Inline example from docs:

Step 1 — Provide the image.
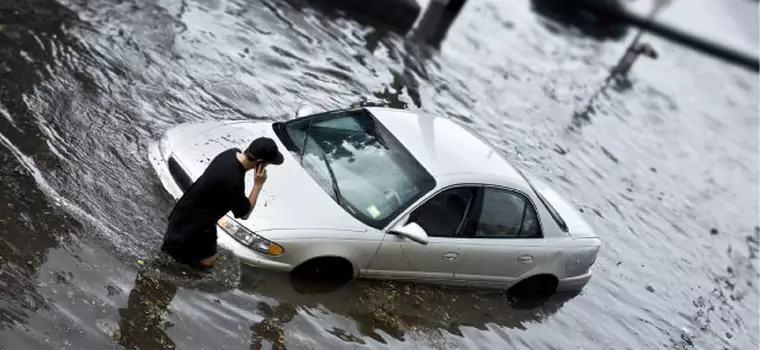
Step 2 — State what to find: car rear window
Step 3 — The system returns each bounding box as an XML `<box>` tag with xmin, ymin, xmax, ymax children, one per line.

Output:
<box><xmin>534</xmin><ymin>190</ymin><xmax>569</xmax><ymax>232</ymax></box>
<box><xmin>514</xmin><ymin>167</ymin><xmax>569</xmax><ymax>233</ymax></box>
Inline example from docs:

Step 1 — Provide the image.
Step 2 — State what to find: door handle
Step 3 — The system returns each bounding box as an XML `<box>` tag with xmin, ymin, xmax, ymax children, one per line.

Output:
<box><xmin>517</xmin><ymin>255</ymin><xmax>533</xmax><ymax>264</ymax></box>
<box><xmin>442</xmin><ymin>252</ymin><xmax>459</xmax><ymax>261</ymax></box>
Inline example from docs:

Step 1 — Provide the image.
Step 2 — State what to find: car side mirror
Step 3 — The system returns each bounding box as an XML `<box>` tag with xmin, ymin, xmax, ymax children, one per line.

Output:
<box><xmin>295</xmin><ymin>105</ymin><xmax>315</xmax><ymax>118</ymax></box>
<box><xmin>389</xmin><ymin>222</ymin><xmax>429</xmax><ymax>245</ymax></box>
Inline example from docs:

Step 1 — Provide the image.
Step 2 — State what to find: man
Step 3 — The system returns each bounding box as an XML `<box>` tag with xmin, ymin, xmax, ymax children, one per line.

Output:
<box><xmin>161</xmin><ymin>137</ymin><xmax>284</xmax><ymax>270</ymax></box>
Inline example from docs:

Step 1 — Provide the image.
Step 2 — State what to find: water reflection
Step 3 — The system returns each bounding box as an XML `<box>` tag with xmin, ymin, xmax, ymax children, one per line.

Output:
<box><xmin>0</xmin><ymin>148</ymin><xmax>80</xmax><ymax>330</ymax></box>
<box><xmin>249</xmin><ymin>300</ymin><xmax>295</xmax><ymax>349</ymax></box>
<box><xmin>116</xmin><ymin>267</ymin><xmax>178</xmax><ymax>349</ymax></box>
<box><xmin>363</xmin><ymin>28</ymin><xmax>390</xmax><ymax>55</ymax></box>
<box><xmin>0</xmin><ymin>0</ymin><xmax>93</xmax><ymax>335</ymax></box>
<box><xmin>372</xmin><ymin>60</ymin><xmax>426</xmax><ymax>110</ymax></box>
<box><xmin>0</xmin><ymin>0</ymin><xmax>83</xmax><ymax>168</ymax></box>
<box><xmin>108</xmin><ymin>255</ymin><xmax>579</xmax><ymax>349</ymax></box>
<box><xmin>568</xmin><ymin>39</ymin><xmax>657</xmax><ymax>131</ymax></box>
<box><xmin>282</xmin><ymin>0</ymin><xmax>413</xmax><ymax>34</ymax></box>
<box><xmin>113</xmin><ymin>252</ymin><xmax>241</xmax><ymax>349</ymax></box>
<box><xmin>362</xmin><ymin>28</ymin><xmax>429</xmax><ymax>109</ymax></box>
<box><xmin>240</xmin><ymin>266</ymin><xmax>578</xmax><ymax>346</ymax></box>
<box><xmin>530</xmin><ymin>0</ymin><xmax>629</xmax><ymax>41</ymax></box>
<box><xmin>0</xmin><ymin>0</ymin><xmax>757</xmax><ymax>348</ymax></box>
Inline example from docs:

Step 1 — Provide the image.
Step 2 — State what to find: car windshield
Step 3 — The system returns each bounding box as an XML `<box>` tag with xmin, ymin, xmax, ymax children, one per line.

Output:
<box><xmin>275</xmin><ymin>108</ymin><xmax>436</xmax><ymax>229</ymax></box>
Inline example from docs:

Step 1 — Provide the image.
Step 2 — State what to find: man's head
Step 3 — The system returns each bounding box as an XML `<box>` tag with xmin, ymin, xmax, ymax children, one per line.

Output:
<box><xmin>243</xmin><ymin>137</ymin><xmax>284</xmax><ymax>168</ymax></box>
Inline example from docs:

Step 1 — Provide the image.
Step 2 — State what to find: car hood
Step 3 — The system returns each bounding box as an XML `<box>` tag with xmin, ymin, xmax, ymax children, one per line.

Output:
<box><xmin>164</xmin><ymin>120</ymin><xmax>367</xmax><ymax>234</ymax></box>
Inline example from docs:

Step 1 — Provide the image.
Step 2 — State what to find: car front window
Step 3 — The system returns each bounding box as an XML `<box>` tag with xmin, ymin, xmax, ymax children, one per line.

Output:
<box><xmin>275</xmin><ymin>108</ymin><xmax>436</xmax><ymax>229</ymax></box>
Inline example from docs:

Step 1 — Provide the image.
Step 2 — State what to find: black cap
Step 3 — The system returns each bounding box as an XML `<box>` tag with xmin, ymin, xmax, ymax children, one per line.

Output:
<box><xmin>245</xmin><ymin>137</ymin><xmax>284</xmax><ymax>165</ymax></box>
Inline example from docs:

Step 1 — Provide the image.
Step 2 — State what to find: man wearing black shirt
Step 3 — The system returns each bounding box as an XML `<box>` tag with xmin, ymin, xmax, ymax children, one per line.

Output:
<box><xmin>161</xmin><ymin>137</ymin><xmax>284</xmax><ymax>270</ymax></box>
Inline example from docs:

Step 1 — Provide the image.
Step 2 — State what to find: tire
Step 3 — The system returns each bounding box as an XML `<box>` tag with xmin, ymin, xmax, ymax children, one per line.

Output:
<box><xmin>289</xmin><ymin>257</ymin><xmax>354</xmax><ymax>294</ymax></box>
<box><xmin>507</xmin><ymin>274</ymin><xmax>559</xmax><ymax>309</ymax></box>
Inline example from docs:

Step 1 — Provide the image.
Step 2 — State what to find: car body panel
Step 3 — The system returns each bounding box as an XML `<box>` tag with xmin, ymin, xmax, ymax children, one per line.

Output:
<box><xmin>364</xmin><ymin>232</ymin><xmax>466</xmax><ymax>283</ymax></box>
<box><xmin>148</xmin><ymin>107</ymin><xmax>601</xmax><ymax>292</ymax></box>
<box><xmin>259</xmin><ymin>232</ymin><xmax>386</xmax><ymax>276</ymax></box>
<box><xmin>363</xmin><ymin>108</ymin><xmax>529</xmax><ymax>185</ymax></box>
<box><xmin>451</xmin><ymin>239</ymin><xmax>550</xmax><ymax>287</ymax></box>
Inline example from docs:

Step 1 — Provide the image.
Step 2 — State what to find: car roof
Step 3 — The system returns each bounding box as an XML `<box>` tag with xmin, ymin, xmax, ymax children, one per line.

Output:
<box><xmin>364</xmin><ymin>107</ymin><xmax>530</xmax><ymax>189</ymax></box>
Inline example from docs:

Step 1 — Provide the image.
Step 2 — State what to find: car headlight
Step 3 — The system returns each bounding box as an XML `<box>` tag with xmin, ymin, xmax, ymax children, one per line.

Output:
<box><xmin>217</xmin><ymin>215</ymin><xmax>284</xmax><ymax>256</ymax></box>
<box><xmin>159</xmin><ymin>133</ymin><xmax>172</xmax><ymax>160</ymax></box>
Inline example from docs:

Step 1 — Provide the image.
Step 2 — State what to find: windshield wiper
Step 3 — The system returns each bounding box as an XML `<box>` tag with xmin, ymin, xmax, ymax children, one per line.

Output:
<box><xmin>318</xmin><ymin>152</ymin><xmax>342</xmax><ymax>206</ymax></box>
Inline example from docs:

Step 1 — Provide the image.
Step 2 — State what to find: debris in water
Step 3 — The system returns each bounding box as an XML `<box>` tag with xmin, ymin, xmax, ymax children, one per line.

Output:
<box><xmin>553</xmin><ymin>144</ymin><xmax>568</xmax><ymax>155</ymax></box>
<box><xmin>600</xmin><ymin>146</ymin><xmax>619</xmax><ymax>164</ymax></box>
<box><xmin>106</xmin><ymin>285</ymin><xmax>121</xmax><ymax>297</ymax></box>
<box><xmin>710</xmin><ymin>228</ymin><xmax>719</xmax><ymax>236</ymax></box>
<box><xmin>646</xmin><ymin>285</ymin><xmax>655</xmax><ymax>293</ymax></box>
<box><xmin>138</xmin><ymin>259</ymin><xmax>145</xmax><ymax>265</ymax></box>
<box><xmin>96</xmin><ymin>318</ymin><xmax>121</xmax><ymax>341</ymax></box>
<box><xmin>680</xmin><ymin>331</ymin><xmax>694</xmax><ymax>346</ymax></box>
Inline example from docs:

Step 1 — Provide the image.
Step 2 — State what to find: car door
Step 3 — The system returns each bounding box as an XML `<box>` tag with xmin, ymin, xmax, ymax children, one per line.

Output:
<box><xmin>451</xmin><ymin>186</ymin><xmax>548</xmax><ymax>288</ymax></box>
<box><xmin>364</xmin><ymin>186</ymin><xmax>478</xmax><ymax>283</ymax></box>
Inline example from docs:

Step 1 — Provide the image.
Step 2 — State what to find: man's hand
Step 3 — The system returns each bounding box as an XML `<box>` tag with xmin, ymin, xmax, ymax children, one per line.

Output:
<box><xmin>253</xmin><ymin>164</ymin><xmax>267</xmax><ymax>188</ymax></box>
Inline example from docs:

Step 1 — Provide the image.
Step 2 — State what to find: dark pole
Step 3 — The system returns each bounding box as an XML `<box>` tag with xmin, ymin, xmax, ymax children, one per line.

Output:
<box><xmin>411</xmin><ymin>0</ymin><xmax>468</xmax><ymax>48</ymax></box>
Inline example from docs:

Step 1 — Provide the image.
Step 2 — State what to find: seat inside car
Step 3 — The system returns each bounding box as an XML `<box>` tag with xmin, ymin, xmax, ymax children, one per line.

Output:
<box><xmin>410</xmin><ymin>190</ymin><xmax>472</xmax><ymax>237</ymax></box>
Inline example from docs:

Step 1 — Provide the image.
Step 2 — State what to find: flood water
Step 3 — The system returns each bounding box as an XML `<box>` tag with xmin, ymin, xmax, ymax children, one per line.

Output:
<box><xmin>0</xmin><ymin>0</ymin><xmax>758</xmax><ymax>349</ymax></box>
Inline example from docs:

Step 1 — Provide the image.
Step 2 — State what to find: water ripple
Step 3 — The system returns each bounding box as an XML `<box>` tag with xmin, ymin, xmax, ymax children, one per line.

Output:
<box><xmin>0</xmin><ymin>0</ymin><xmax>757</xmax><ymax>349</ymax></box>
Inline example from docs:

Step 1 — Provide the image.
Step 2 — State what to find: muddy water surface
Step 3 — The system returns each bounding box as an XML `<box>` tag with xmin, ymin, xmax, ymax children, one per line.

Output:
<box><xmin>0</xmin><ymin>0</ymin><xmax>758</xmax><ymax>349</ymax></box>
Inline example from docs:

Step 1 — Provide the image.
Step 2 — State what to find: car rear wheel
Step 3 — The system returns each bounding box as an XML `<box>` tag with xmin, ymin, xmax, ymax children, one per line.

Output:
<box><xmin>507</xmin><ymin>274</ymin><xmax>558</xmax><ymax>309</ymax></box>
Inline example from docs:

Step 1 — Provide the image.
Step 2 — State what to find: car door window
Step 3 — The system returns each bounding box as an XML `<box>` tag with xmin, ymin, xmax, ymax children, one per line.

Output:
<box><xmin>472</xmin><ymin>187</ymin><xmax>542</xmax><ymax>239</ymax></box>
<box><xmin>407</xmin><ymin>187</ymin><xmax>476</xmax><ymax>238</ymax></box>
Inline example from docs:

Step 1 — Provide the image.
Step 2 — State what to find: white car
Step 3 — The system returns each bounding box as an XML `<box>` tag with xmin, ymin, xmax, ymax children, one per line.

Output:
<box><xmin>148</xmin><ymin>106</ymin><xmax>601</xmax><ymax>296</ymax></box>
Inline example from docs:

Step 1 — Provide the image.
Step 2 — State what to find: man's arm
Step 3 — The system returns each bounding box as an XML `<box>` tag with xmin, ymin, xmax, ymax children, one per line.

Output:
<box><xmin>240</xmin><ymin>164</ymin><xmax>268</xmax><ymax>220</ymax></box>
<box><xmin>240</xmin><ymin>184</ymin><xmax>263</xmax><ymax>220</ymax></box>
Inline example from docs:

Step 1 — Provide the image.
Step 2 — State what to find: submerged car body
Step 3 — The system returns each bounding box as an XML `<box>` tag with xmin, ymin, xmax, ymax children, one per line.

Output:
<box><xmin>148</xmin><ymin>107</ymin><xmax>601</xmax><ymax>293</ymax></box>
